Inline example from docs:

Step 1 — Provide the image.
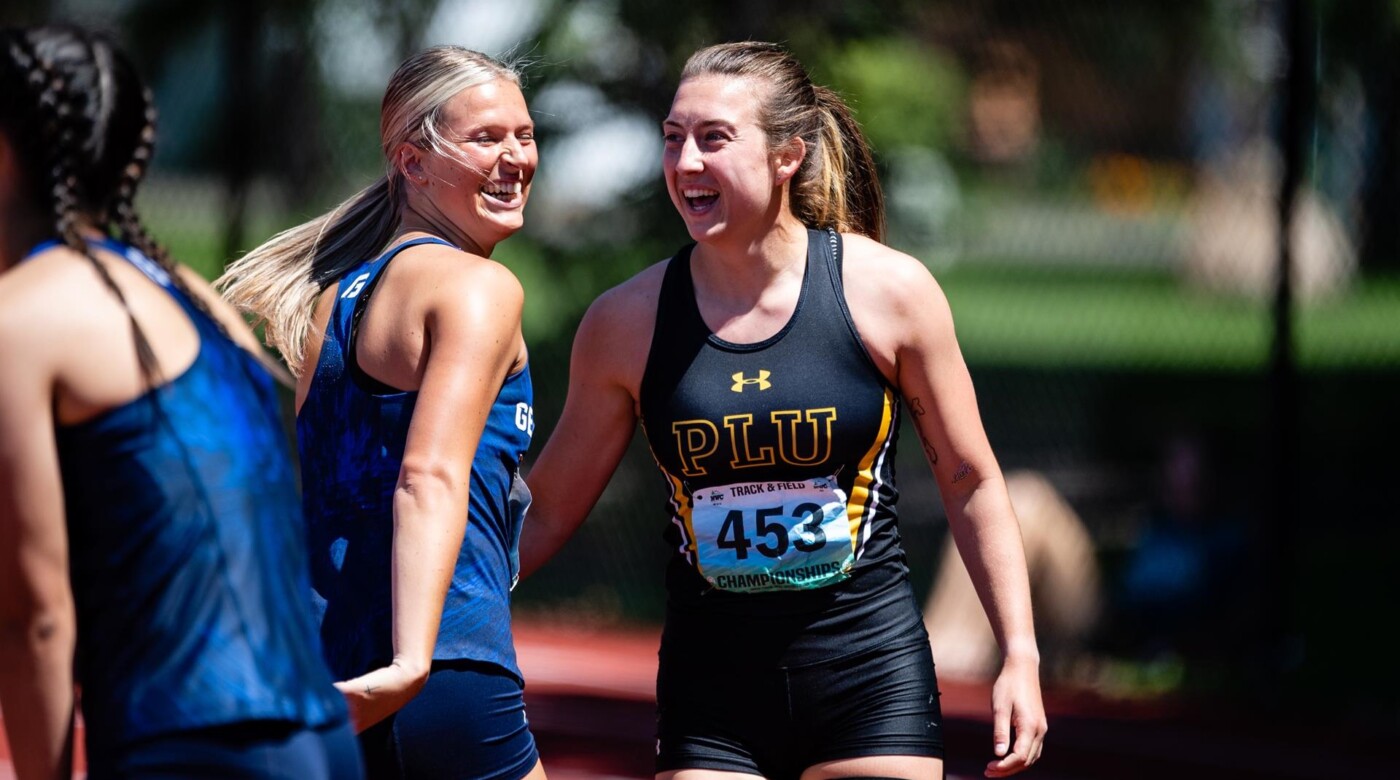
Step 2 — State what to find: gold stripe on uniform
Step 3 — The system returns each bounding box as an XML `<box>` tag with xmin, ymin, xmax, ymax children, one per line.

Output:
<box><xmin>846</xmin><ymin>388</ymin><xmax>895</xmax><ymax>553</ymax></box>
<box><xmin>666</xmin><ymin>470</ymin><xmax>699</xmax><ymax>562</ymax></box>
<box><xmin>643</xmin><ymin>422</ymin><xmax>701</xmax><ymax>565</ymax></box>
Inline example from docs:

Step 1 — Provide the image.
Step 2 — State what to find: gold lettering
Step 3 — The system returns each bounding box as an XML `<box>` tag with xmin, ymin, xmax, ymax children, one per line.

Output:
<box><xmin>772</xmin><ymin>407</ymin><xmax>837</xmax><ymax>466</ymax></box>
<box><xmin>672</xmin><ymin>419</ymin><xmax>720</xmax><ymax>477</ymax></box>
<box><xmin>723</xmin><ymin>414</ymin><xmax>776</xmax><ymax>469</ymax></box>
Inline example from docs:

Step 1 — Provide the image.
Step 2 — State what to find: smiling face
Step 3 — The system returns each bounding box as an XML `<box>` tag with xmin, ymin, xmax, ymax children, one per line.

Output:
<box><xmin>407</xmin><ymin>78</ymin><xmax>536</xmax><ymax>251</ymax></box>
<box><xmin>662</xmin><ymin>75</ymin><xmax>800</xmax><ymax>246</ymax></box>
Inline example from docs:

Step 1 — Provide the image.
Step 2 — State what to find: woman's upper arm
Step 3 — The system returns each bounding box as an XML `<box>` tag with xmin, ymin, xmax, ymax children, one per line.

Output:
<box><xmin>528</xmin><ymin>293</ymin><xmax>642</xmax><ymax>514</ymax></box>
<box><xmin>849</xmin><ymin>243</ymin><xmax>1002</xmax><ymax>500</ymax></box>
<box><xmin>401</xmin><ymin>260</ymin><xmax>525</xmax><ymax>486</ymax></box>
<box><xmin>0</xmin><ymin>308</ymin><xmax>71</xmax><ymax>622</ymax></box>
<box><xmin>519</xmin><ymin>279</ymin><xmax>653</xmax><ymax>573</ymax></box>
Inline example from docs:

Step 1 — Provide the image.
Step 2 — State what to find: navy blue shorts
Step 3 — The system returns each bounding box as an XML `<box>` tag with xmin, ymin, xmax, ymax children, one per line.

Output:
<box><xmin>656</xmin><ymin>639</ymin><xmax>943</xmax><ymax>779</ymax></box>
<box><xmin>358</xmin><ymin>659</ymin><xmax>538</xmax><ymax>780</ymax></box>
<box><xmin>97</xmin><ymin>718</ymin><xmax>363</xmax><ymax>779</ymax></box>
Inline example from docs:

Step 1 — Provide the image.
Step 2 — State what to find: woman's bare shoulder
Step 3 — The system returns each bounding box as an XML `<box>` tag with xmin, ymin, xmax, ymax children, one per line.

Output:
<box><xmin>380</xmin><ymin>241</ymin><xmax>526</xmax><ymax>317</ymax></box>
<box><xmin>840</xmin><ymin>232</ymin><xmax>949</xmax><ymax>313</ymax></box>
<box><xmin>0</xmin><ymin>245</ymin><xmax>119</xmax><ymax>347</ymax></box>
<box><xmin>587</xmin><ymin>257</ymin><xmax>670</xmax><ymax>328</ymax></box>
<box><xmin>570</xmin><ymin>257</ymin><xmax>672</xmax><ymax>387</ymax></box>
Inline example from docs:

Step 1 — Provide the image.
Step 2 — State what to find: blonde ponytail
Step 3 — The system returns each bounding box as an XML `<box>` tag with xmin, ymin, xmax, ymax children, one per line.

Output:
<box><xmin>217</xmin><ymin>177</ymin><xmax>398</xmax><ymax>375</ymax></box>
<box><xmin>216</xmin><ymin>45</ymin><xmax>520</xmax><ymax>376</ymax></box>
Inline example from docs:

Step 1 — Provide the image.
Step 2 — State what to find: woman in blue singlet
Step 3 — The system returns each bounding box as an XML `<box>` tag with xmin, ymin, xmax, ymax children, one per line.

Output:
<box><xmin>219</xmin><ymin>47</ymin><xmax>545</xmax><ymax>780</ymax></box>
<box><xmin>0</xmin><ymin>25</ymin><xmax>361</xmax><ymax>779</ymax></box>
<box><xmin>520</xmin><ymin>42</ymin><xmax>1047</xmax><ymax>779</ymax></box>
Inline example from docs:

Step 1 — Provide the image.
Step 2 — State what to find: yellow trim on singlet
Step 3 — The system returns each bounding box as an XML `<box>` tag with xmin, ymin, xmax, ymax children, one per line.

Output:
<box><xmin>845</xmin><ymin>387</ymin><xmax>896</xmax><ymax>554</ymax></box>
<box><xmin>642</xmin><ymin>421</ymin><xmax>701</xmax><ymax>565</ymax></box>
<box><xmin>666</xmin><ymin>469</ymin><xmax>700</xmax><ymax>563</ymax></box>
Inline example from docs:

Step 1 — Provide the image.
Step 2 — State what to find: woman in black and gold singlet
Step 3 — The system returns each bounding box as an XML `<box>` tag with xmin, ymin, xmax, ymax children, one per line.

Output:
<box><xmin>522</xmin><ymin>42</ymin><xmax>1047</xmax><ymax>780</ymax></box>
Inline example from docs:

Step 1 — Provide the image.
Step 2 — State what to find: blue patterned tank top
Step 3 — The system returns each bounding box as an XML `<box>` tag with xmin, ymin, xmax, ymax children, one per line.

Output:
<box><xmin>50</xmin><ymin>239</ymin><xmax>346</xmax><ymax>766</ymax></box>
<box><xmin>297</xmin><ymin>237</ymin><xmax>534</xmax><ymax>682</ymax></box>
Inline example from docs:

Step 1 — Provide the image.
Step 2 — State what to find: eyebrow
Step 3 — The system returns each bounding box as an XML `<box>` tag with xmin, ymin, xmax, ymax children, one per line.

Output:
<box><xmin>456</xmin><ymin>120</ymin><xmax>535</xmax><ymax>134</ymax></box>
<box><xmin>662</xmin><ymin>118</ymin><xmax>736</xmax><ymax>130</ymax></box>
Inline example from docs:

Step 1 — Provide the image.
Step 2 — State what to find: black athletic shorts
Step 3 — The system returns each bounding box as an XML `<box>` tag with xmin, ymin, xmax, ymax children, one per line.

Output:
<box><xmin>655</xmin><ymin>637</ymin><xmax>943</xmax><ymax>779</ymax></box>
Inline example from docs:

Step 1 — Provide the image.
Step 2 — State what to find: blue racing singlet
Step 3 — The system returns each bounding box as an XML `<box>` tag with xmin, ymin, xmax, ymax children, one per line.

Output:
<box><xmin>298</xmin><ymin>237</ymin><xmax>535</xmax><ymax>683</ymax></box>
<box><xmin>51</xmin><ymin>240</ymin><xmax>346</xmax><ymax>767</ymax></box>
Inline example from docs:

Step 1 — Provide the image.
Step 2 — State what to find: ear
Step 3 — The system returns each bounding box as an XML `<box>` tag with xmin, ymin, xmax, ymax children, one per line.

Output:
<box><xmin>393</xmin><ymin>141</ymin><xmax>429</xmax><ymax>185</ymax></box>
<box><xmin>773</xmin><ymin>136</ymin><xmax>806</xmax><ymax>186</ymax></box>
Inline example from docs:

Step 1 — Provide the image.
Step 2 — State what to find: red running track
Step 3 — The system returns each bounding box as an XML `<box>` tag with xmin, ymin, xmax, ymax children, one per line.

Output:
<box><xmin>2</xmin><ymin>620</ymin><xmax>1388</xmax><ymax>779</ymax></box>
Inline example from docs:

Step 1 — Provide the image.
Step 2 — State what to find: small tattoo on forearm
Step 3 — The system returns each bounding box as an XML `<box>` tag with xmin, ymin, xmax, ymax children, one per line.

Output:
<box><xmin>910</xmin><ymin>397</ymin><xmax>927</xmax><ymax>416</ymax></box>
<box><xmin>952</xmin><ymin>461</ymin><xmax>972</xmax><ymax>483</ymax></box>
<box><xmin>920</xmin><ymin>434</ymin><xmax>939</xmax><ymax>464</ymax></box>
<box><xmin>365</xmin><ymin>684</ymin><xmax>376</xmax><ymax>695</ymax></box>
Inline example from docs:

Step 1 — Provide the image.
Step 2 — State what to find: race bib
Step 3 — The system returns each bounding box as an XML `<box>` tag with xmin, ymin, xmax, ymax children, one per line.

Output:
<box><xmin>689</xmin><ymin>475</ymin><xmax>853</xmax><ymax>593</ymax></box>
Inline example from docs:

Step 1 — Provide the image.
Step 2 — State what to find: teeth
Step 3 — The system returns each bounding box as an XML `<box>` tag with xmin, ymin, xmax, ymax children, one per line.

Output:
<box><xmin>683</xmin><ymin>188</ymin><xmax>718</xmax><ymax>198</ymax></box>
<box><xmin>483</xmin><ymin>182</ymin><xmax>523</xmax><ymax>195</ymax></box>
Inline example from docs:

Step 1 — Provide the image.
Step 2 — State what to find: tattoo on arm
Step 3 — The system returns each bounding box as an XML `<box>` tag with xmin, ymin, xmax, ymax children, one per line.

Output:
<box><xmin>919</xmin><ymin>434</ymin><xmax>939</xmax><ymax>465</ymax></box>
<box><xmin>364</xmin><ymin>684</ymin><xmax>376</xmax><ymax>695</ymax></box>
<box><xmin>909</xmin><ymin>397</ymin><xmax>938</xmax><ymax>464</ymax></box>
<box><xmin>952</xmin><ymin>461</ymin><xmax>973</xmax><ymax>483</ymax></box>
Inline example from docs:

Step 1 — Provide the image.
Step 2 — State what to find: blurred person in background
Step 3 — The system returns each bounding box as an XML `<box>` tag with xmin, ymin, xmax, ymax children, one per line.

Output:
<box><xmin>220</xmin><ymin>46</ymin><xmax>545</xmax><ymax>780</ymax></box>
<box><xmin>0</xmin><ymin>24</ymin><xmax>360</xmax><ymax>779</ymax></box>
<box><xmin>1114</xmin><ymin>434</ymin><xmax>1245</xmax><ymax>664</ymax></box>
<box><xmin>925</xmin><ymin>470</ymin><xmax>1102</xmax><ymax>684</ymax></box>
<box><xmin>521</xmin><ymin>41</ymin><xmax>1045</xmax><ymax>780</ymax></box>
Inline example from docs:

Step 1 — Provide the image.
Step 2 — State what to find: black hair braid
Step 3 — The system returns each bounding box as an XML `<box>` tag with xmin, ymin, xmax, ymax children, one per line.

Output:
<box><xmin>22</xmin><ymin>33</ymin><xmax>162</xmax><ymax>385</ymax></box>
<box><xmin>109</xmin><ymin>88</ymin><xmax>238</xmax><ymax>348</ymax></box>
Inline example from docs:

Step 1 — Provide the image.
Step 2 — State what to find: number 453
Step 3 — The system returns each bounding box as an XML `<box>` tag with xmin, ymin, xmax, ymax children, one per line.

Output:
<box><xmin>716</xmin><ymin>503</ymin><xmax>827</xmax><ymax>560</ymax></box>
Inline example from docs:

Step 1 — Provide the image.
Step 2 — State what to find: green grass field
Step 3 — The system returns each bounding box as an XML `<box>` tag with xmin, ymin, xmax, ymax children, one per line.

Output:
<box><xmin>153</xmin><ymin>207</ymin><xmax>1399</xmax><ymax>374</ymax></box>
<box><xmin>940</xmin><ymin>265</ymin><xmax>1400</xmax><ymax>371</ymax></box>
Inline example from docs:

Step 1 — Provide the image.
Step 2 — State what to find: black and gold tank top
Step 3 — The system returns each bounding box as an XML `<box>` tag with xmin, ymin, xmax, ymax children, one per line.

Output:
<box><xmin>641</xmin><ymin>229</ymin><xmax>922</xmax><ymax>664</ymax></box>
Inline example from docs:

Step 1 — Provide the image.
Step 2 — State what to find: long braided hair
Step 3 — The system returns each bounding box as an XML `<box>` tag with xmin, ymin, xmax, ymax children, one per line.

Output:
<box><xmin>1</xmin><ymin>25</ymin><xmax>231</xmax><ymax>388</ymax></box>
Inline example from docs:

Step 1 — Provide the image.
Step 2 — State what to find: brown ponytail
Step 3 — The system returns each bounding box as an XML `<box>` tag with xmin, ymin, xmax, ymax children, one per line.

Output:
<box><xmin>806</xmin><ymin>84</ymin><xmax>886</xmax><ymax>242</ymax></box>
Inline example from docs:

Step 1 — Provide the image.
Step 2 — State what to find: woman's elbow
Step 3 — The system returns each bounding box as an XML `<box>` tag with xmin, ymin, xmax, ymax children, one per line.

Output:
<box><xmin>395</xmin><ymin>460</ymin><xmax>468</xmax><ymax>506</ymax></box>
<box><xmin>0</xmin><ymin>598</ymin><xmax>75</xmax><ymax>657</ymax></box>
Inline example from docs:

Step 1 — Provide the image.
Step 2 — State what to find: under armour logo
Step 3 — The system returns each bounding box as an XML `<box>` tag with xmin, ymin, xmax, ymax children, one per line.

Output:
<box><xmin>731</xmin><ymin>370</ymin><xmax>772</xmax><ymax>392</ymax></box>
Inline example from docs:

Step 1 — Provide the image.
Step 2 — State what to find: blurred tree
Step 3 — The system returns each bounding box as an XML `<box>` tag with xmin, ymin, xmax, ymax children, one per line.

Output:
<box><xmin>817</xmin><ymin>37</ymin><xmax>966</xmax><ymax>154</ymax></box>
<box><xmin>121</xmin><ymin>0</ymin><xmax>328</xmax><ymax>257</ymax></box>
<box><xmin>2</xmin><ymin>0</ymin><xmax>53</xmax><ymax>24</ymax></box>
<box><xmin>1317</xmin><ymin>0</ymin><xmax>1400</xmax><ymax>270</ymax></box>
<box><xmin>367</xmin><ymin>0</ymin><xmax>439</xmax><ymax>63</ymax></box>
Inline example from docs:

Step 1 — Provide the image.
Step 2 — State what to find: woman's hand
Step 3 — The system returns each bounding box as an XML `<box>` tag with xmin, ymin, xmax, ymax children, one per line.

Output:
<box><xmin>984</xmin><ymin>654</ymin><xmax>1047</xmax><ymax>777</ymax></box>
<box><xmin>333</xmin><ymin>658</ymin><xmax>430</xmax><ymax>733</ymax></box>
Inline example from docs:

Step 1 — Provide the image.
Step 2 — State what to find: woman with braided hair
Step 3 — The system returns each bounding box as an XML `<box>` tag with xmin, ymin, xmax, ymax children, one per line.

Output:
<box><xmin>0</xmin><ymin>25</ymin><xmax>361</xmax><ymax>779</ymax></box>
